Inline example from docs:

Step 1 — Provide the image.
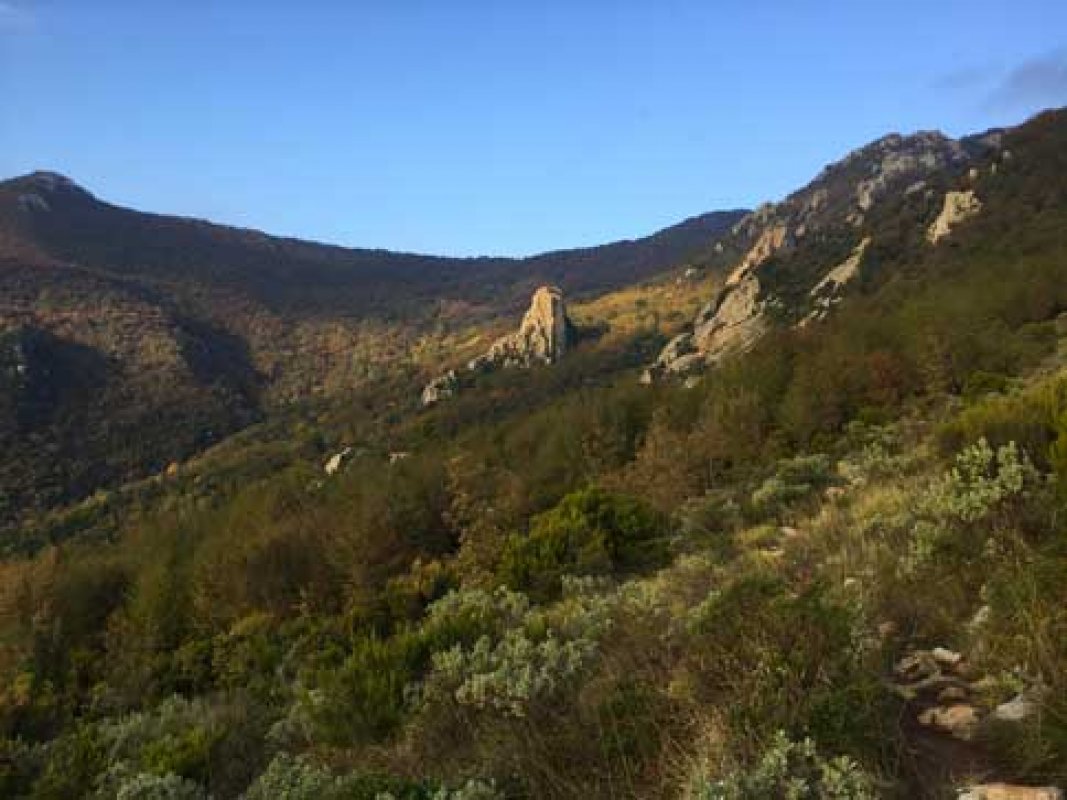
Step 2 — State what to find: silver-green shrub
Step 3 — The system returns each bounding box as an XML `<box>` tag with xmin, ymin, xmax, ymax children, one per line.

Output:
<box><xmin>242</xmin><ymin>753</ymin><xmax>346</xmax><ymax>800</ymax></box>
<box><xmin>688</xmin><ymin>732</ymin><xmax>876</xmax><ymax>800</ymax></box>
<box><xmin>921</xmin><ymin>438</ymin><xmax>1038</xmax><ymax>523</ymax></box>
<box><xmin>416</xmin><ymin>582</ymin><xmax>619</xmax><ymax>717</ymax></box>
<box><xmin>112</xmin><ymin>769</ymin><xmax>207</xmax><ymax>800</ymax></box>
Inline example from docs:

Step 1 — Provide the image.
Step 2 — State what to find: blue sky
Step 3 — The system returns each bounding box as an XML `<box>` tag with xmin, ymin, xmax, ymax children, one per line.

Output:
<box><xmin>2</xmin><ymin>2</ymin><xmax>1066</xmax><ymax>256</ymax></box>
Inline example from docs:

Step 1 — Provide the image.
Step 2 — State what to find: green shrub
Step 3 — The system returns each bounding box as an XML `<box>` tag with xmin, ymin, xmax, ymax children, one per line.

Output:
<box><xmin>242</xmin><ymin>753</ymin><xmax>346</xmax><ymax>800</ymax></box>
<box><xmin>28</xmin><ymin>723</ymin><xmax>105</xmax><ymax>800</ymax></box>
<box><xmin>685</xmin><ymin>575</ymin><xmax>892</xmax><ymax>760</ymax></box>
<box><xmin>500</xmin><ymin>487</ymin><xmax>668</xmax><ymax>599</ymax></box>
<box><xmin>305</xmin><ymin>632</ymin><xmax>423</xmax><ymax>745</ymax></box>
<box><xmin>750</xmin><ymin>454</ymin><xmax>835</xmax><ymax>519</ymax></box>
<box><xmin>938</xmin><ymin>392</ymin><xmax>1056</xmax><ymax>466</ymax></box>
<box><xmin>416</xmin><ymin>582</ymin><xmax>615</xmax><ymax>720</ymax></box>
<box><xmin>920</xmin><ymin>438</ymin><xmax>1039</xmax><ymax>525</ymax></box>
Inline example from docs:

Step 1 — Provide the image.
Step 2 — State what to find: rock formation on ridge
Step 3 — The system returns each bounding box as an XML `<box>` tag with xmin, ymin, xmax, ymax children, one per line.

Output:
<box><xmin>644</xmin><ymin>128</ymin><xmax>1002</xmax><ymax>383</ymax></box>
<box><xmin>422</xmin><ymin>285</ymin><xmax>573</xmax><ymax>405</ymax></box>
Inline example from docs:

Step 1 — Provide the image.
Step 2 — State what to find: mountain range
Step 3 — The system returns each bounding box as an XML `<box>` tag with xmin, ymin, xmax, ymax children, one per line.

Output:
<box><xmin>0</xmin><ymin>108</ymin><xmax>1062</xmax><ymax>534</ymax></box>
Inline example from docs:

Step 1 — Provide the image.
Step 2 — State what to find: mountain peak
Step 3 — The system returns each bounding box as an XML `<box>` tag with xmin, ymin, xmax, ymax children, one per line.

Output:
<box><xmin>5</xmin><ymin>170</ymin><xmax>89</xmax><ymax>195</ymax></box>
<box><xmin>2</xmin><ymin>171</ymin><xmax>94</xmax><ymax>215</ymax></box>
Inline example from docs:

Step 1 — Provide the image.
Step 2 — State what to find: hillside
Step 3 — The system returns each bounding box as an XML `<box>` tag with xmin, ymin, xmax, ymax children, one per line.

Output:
<box><xmin>1</xmin><ymin>107</ymin><xmax>1066</xmax><ymax>799</ymax></box>
<box><xmin>0</xmin><ymin>175</ymin><xmax>743</xmax><ymax>527</ymax></box>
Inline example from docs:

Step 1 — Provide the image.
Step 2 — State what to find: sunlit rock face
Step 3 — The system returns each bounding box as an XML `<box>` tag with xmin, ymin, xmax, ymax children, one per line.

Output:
<box><xmin>422</xmin><ymin>286</ymin><xmax>572</xmax><ymax>405</ymax></box>
<box><xmin>471</xmin><ymin>285</ymin><xmax>569</xmax><ymax>371</ymax></box>
<box><xmin>927</xmin><ymin>189</ymin><xmax>982</xmax><ymax>244</ymax></box>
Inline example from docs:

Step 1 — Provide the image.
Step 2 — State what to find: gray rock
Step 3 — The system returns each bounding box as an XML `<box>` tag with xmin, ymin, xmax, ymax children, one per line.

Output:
<box><xmin>992</xmin><ymin>692</ymin><xmax>1039</xmax><ymax>723</ymax></box>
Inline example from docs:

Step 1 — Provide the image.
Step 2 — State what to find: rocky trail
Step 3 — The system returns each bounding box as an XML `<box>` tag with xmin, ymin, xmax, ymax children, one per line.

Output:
<box><xmin>889</xmin><ymin>645</ymin><xmax>1060</xmax><ymax>799</ymax></box>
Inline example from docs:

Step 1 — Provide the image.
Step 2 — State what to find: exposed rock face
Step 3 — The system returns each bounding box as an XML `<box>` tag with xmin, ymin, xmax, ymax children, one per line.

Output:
<box><xmin>646</xmin><ymin>129</ymin><xmax>989</xmax><ymax>381</ymax></box>
<box><xmin>422</xmin><ymin>286</ymin><xmax>572</xmax><ymax>405</ymax></box>
<box><xmin>928</xmin><ymin>189</ymin><xmax>982</xmax><ymax>243</ymax></box>
<box><xmin>421</xmin><ymin>369</ymin><xmax>459</xmax><ymax>406</ymax></box>
<box><xmin>694</xmin><ymin>271</ymin><xmax>767</xmax><ymax>362</ymax></box>
<box><xmin>641</xmin><ymin>332</ymin><xmax>701</xmax><ymax>383</ymax></box>
<box><xmin>800</xmin><ymin>237</ymin><xmax>872</xmax><ymax>327</ymax></box>
<box><xmin>471</xmin><ymin>285</ymin><xmax>569</xmax><ymax>370</ymax></box>
<box><xmin>730</xmin><ymin>224</ymin><xmax>792</xmax><ymax>280</ymax></box>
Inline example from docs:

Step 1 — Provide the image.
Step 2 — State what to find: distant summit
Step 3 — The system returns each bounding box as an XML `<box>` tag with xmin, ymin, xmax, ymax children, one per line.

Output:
<box><xmin>9</xmin><ymin>171</ymin><xmax>93</xmax><ymax>214</ymax></box>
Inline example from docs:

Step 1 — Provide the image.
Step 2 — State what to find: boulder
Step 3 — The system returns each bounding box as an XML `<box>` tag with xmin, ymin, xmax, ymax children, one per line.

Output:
<box><xmin>932</xmin><ymin>647</ymin><xmax>963</xmax><ymax>668</ymax></box>
<box><xmin>992</xmin><ymin>692</ymin><xmax>1039</xmax><ymax>723</ymax></box>
<box><xmin>918</xmin><ymin>703</ymin><xmax>980</xmax><ymax>740</ymax></box>
<box><xmin>324</xmin><ymin>446</ymin><xmax>353</xmax><ymax>475</ymax></box>
<box><xmin>959</xmin><ymin>785</ymin><xmax>1062</xmax><ymax>800</ymax></box>
<box><xmin>421</xmin><ymin>369</ymin><xmax>459</xmax><ymax>406</ymax></box>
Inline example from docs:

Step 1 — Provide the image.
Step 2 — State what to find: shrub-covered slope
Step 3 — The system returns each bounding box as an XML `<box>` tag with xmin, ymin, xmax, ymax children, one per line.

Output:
<box><xmin>1</xmin><ymin>109</ymin><xmax>1066</xmax><ymax>798</ymax></box>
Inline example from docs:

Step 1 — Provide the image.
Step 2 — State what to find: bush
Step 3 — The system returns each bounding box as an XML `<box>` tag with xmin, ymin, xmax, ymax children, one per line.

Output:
<box><xmin>684</xmin><ymin>575</ymin><xmax>892</xmax><ymax>760</ymax></box>
<box><xmin>417</xmin><ymin>583</ymin><xmax>613</xmax><ymax>719</ymax></box>
<box><xmin>242</xmin><ymin>753</ymin><xmax>346</xmax><ymax>800</ymax></box>
<box><xmin>750</xmin><ymin>454</ymin><xmax>835</xmax><ymax>519</ymax></box>
<box><xmin>920</xmin><ymin>438</ymin><xmax>1039</xmax><ymax>525</ymax></box>
<box><xmin>688</xmin><ymin>732</ymin><xmax>876</xmax><ymax>800</ymax></box>
<box><xmin>938</xmin><ymin>391</ymin><xmax>1057</xmax><ymax>467</ymax></box>
<box><xmin>500</xmin><ymin>487</ymin><xmax>669</xmax><ymax>599</ymax></box>
<box><xmin>112</xmin><ymin>769</ymin><xmax>206</xmax><ymax>800</ymax></box>
<box><xmin>305</xmin><ymin>632</ymin><xmax>423</xmax><ymax>745</ymax></box>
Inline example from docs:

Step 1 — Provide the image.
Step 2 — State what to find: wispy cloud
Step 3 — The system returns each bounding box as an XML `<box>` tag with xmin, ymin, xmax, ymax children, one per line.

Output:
<box><xmin>987</xmin><ymin>48</ymin><xmax>1067</xmax><ymax>110</ymax></box>
<box><xmin>932</xmin><ymin>64</ymin><xmax>998</xmax><ymax>91</ymax></box>
<box><xmin>0</xmin><ymin>1</ymin><xmax>33</xmax><ymax>32</ymax></box>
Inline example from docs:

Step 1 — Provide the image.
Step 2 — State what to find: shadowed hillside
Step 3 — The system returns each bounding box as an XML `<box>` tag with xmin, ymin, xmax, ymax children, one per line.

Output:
<box><xmin>0</xmin><ymin>174</ymin><xmax>742</xmax><ymax>526</ymax></box>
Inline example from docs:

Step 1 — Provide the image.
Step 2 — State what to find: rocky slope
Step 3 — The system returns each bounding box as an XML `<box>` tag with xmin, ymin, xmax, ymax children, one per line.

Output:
<box><xmin>644</xmin><ymin>129</ymin><xmax>1009</xmax><ymax>381</ymax></box>
<box><xmin>422</xmin><ymin>285</ymin><xmax>573</xmax><ymax>405</ymax></box>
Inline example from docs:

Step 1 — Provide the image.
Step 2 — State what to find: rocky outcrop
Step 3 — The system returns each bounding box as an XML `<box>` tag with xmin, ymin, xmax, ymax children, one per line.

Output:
<box><xmin>693</xmin><ymin>271</ymin><xmax>767</xmax><ymax>362</ymax></box>
<box><xmin>421</xmin><ymin>369</ymin><xmax>459</xmax><ymax>406</ymax></box>
<box><xmin>422</xmin><ymin>286</ymin><xmax>573</xmax><ymax>405</ymax></box>
<box><xmin>928</xmin><ymin>189</ymin><xmax>982</xmax><ymax>244</ymax></box>
<box><xmin>470</xmin><ymin>285</ymin><xmax>569</xmax><ymax>371</ymax></box>
<box><xmin>324</xmin><ymin>447</ymin><xmax>354</xmax><ymax>475</ymax></box>
<box><xmin>800</xmin><ymin>237</ymin><xmax>872</xmax><ymax>327</ymax></box>
<box><xmin>730</xmin><ymin>224</ymin><xmax>792</xmax><ymax>279</ymax></box>
<box><xmin>645</xmin><ymin>128</ymin><xmax>990</xmax><ymax>382</ymax></box>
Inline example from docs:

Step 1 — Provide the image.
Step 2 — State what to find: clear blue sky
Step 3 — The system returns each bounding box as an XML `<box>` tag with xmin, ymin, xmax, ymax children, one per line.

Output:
<box><xmin>2</xmin><ymin>1</ymin><xmax>1066</xmax><ymax>256</ymax></box>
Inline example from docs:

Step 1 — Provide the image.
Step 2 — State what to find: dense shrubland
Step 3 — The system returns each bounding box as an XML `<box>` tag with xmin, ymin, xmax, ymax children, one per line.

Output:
<box><xmin>2</xmin><ymin>114</ymin><xmax>1067</xmax><ymax>798</ymax></box>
